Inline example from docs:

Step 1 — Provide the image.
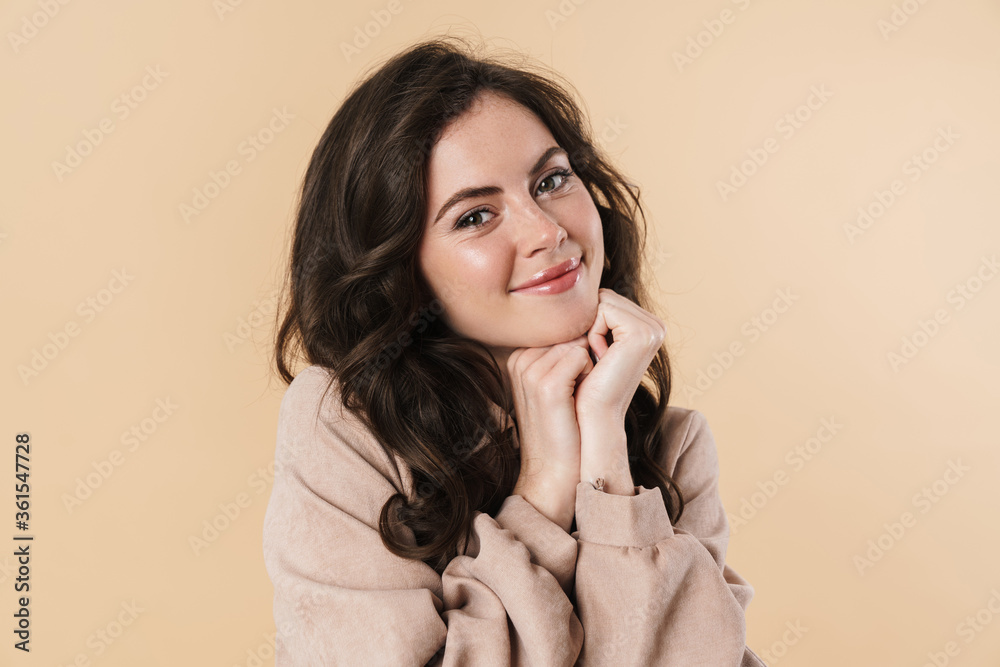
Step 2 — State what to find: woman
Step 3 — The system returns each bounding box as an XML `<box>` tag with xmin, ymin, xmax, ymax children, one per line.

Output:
<box><xmin>263</xmin><ymin>35</ymin><xmax>766</xmax><ymax>666</ymax></box>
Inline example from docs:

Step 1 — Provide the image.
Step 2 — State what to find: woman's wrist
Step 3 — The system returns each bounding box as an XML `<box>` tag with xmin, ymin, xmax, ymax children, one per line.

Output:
<box><xmin>513</xmin><ymin>474</ymin><xmax>577</xmax><ymax>533</ymax></box>
<box><xmin>593</xmin><ymin>471</ymin><xmax>635</xmax><ymax>496</ymax></box>
<box><xmin>579</xmin><ymin>420</ymin><xmax>634</xmax><ymax>496</ymax></box>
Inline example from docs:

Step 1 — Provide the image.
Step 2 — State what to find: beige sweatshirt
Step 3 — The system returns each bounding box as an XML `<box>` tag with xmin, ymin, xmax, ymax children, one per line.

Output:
<box><xmin>262</xmin><ymin>364</ymin><xmax>766</xmax><ymax>666</ymax></box>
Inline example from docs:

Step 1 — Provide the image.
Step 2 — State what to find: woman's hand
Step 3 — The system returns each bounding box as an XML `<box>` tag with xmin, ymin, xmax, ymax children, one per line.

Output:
<box><xmin>507</xmin><ymin>335</ymin><xmax>593</xmax><ymax>532</ymax></box>
<box><xmin>574</xmin><ymin>289</ymin><xmax>667</xmax><ymax>495</ymax></box>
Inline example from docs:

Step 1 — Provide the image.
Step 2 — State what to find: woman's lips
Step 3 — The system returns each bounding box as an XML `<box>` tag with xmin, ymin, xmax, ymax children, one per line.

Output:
<box><xmin>511</xmin><ymin>256</ymin><xmax>581</xmax><ymax>291</ymax></box>
<box><xmin>510</xmin><ymin>262</ymin><xmax>582</xmax><ymax>295</ymax></box>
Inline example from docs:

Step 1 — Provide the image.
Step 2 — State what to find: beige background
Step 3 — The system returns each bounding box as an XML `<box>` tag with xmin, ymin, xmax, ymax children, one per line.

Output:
<box><xmin>2</xmin><ymin>0</ymin><xmax>999</xmax><ymax>665</ymax></box>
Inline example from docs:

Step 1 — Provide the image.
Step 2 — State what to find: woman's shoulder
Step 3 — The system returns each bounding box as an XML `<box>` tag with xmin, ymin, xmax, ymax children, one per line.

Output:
<box><xmin>659</xmin><ymin>405</ymin><xmax>718</xmax><ymax>481</ymax></box>
<box><xmin>283</xmin><ymin>363</ymin><xmax>336</xmax><ymax>399</ymax></box>
<box><xmin>662</xmin><ymin>404</ymin><xmax>709</xmax><ymax>432</ymax></box>
<box><xmin>279</xmin><ymin>364</ymin><xmax>349</xmax><ymax>424</ymax></box>
<box><xmin>276</xmin><ymin>364</ymin><xmax>414</xmax><ymax>495</ymax></box>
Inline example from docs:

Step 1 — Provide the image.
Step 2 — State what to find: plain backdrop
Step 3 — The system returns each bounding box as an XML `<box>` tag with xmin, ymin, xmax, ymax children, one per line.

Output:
<box><xmin>2</xmin><ymin>1</ymin><xmax>999</xmax><ymax>665</ymax></box>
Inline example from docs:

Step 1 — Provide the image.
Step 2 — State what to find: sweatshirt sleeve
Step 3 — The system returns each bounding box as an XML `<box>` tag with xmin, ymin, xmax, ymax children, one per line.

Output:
<box><xmin>570</xmin><ymin>408</ymin><xmax>767</xmax><ymax>666</ymax></box>
<box><xmin>261</xmin><ymin>366</ymin><xmax>584</xmax><ymax>666</ymax></box>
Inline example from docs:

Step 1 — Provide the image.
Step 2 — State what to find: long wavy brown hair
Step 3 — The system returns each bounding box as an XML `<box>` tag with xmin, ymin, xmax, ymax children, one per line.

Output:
<box><xmin>273</xmin><ymin>35</ymin><xmax>684</xmax><ymax>574</ymax></box>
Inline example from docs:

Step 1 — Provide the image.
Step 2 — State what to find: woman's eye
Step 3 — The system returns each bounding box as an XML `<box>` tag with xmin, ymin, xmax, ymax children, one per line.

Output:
<box><xmin>456</xmin><ymin>207</ymin><xmax>493</xmax><ymax>229</ymax></box>
<box><xmin>537</xmin><ymin>169</ymin><xmax>572</xmax><ymax>193</ymax></box>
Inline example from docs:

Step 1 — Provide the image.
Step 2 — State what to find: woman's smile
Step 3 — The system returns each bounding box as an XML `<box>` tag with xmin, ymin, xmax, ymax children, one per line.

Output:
<box><xmin>510</xmin><ymin>256</ymin><xmax>583</xmax><ymax>295</ymax></box>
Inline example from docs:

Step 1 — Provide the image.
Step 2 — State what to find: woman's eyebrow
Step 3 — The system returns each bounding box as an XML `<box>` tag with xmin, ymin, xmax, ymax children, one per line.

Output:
<box><xmin>432</xmin><ymin>146</ymin><xmax>568</xmax><ymax>225</ymax></box>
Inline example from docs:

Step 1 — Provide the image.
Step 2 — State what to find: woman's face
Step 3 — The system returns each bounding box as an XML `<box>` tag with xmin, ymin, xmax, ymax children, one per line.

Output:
<box><xmin>417</xmin><ymin>91</ymin><xmax>605</xmax><ymax>371</ymax></box>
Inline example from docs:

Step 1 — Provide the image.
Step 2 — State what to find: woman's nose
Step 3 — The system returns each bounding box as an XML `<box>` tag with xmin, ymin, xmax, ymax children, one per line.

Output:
<box><xmin>513</xmin><ymin>199</ymin><xmax>567</xmax><ymax>254</ymax></box>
